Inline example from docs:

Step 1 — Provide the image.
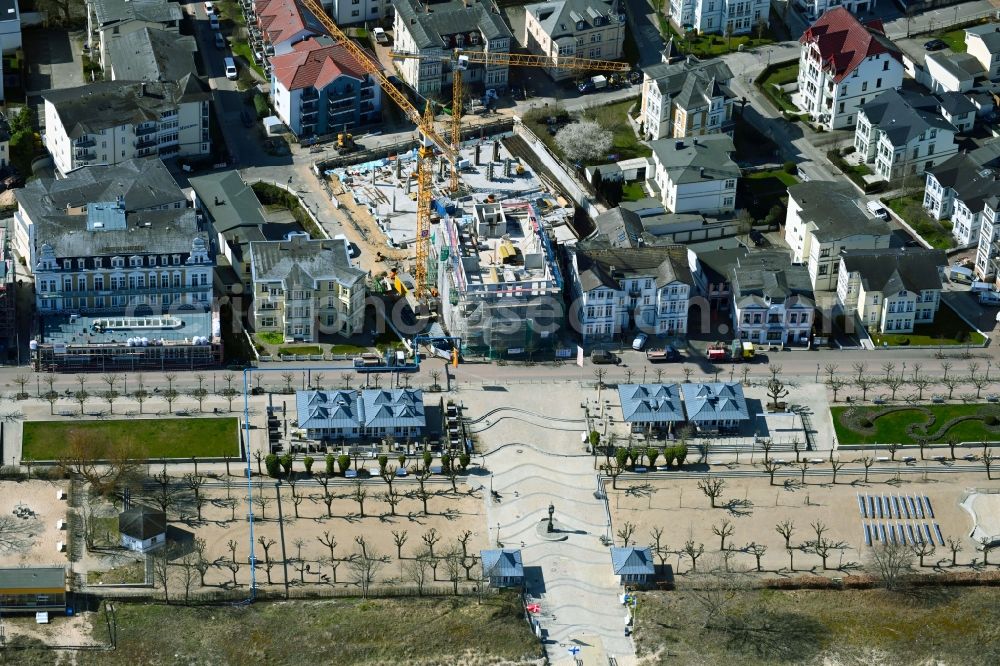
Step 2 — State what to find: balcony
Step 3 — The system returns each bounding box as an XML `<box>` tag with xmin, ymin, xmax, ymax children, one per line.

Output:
<box><xmin>136</xmin><ymin>124</ymin><xmax>157</xmax><ymax>137</ymax></box>
<box><xmin>74</xmin><ymin>137</ymin><xmax>96</xmax><ymax>148</ymax></box>
<box><xmin>135</xmin><ymin>137</ymin><xmax>157</xmax><ymax>149</ymax></box>
<box><xmin>75</xmin><ymin>150</ymin><xmax>96</xmax><ymax>161</ymax></box>
<box><xmin>301</xmin><ymin>88</ymin><xmax>319</xmax><ymax>101</ymax></box>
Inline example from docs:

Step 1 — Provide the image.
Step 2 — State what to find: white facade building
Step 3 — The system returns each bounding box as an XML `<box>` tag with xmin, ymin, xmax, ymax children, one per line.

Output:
<box><xmin>785</xmin><ymin>181</ymin><xmax>892</xmax><ymax>291</ymax></box>
<box><xmin>836</xmin><ymin>249</ymin><xmax>947</xmax><ymax>334</ymax></box>
<box><xmin>668</xmin><ymin>0</ymin><xmax>770</xmax><ymax>37</ymax></box>
<box><xmin>853</xmin><ymin>88</ymin><xmax>961</xmax><ymax>182</ymax></box>
<box><xmin>523</xmin><ymin>0</ymin><xmax>626</xmax><ymax>82</ymax></box>
<box><xmin>649</xmin><ymin>134</ymin><xmax>739</xmax><ymax>215</ymax></box>
<box><xmin>965</xmin><ymin>23</ymin><xmax>1000</xmax><ymax>79</ymax></box>
<box><xmin>86</xmin><ymin>0</ymin><xmax>182</xmax><ymax>71</ymax></box>
<box><xmin>570</xmin><ymin>245</ymin><xmax>695</xmax><ymax>343</ymax></box>
<box><xmin>795</xmin><ymin>0</ymin><xmax>876</xmax><ymax>21</ymax></box>
<box><xmin>729</xmin><ymin>251</ymin><xmax>815</xmax><ymax>345</ymax></box>
<box><xmin>0</xmin><ymin>0</ymin><xmax>21</xmax><ymax>54</ymax></box>
<box><xmin>42</xmin><ymin>78</ymin><xmax>211</xmax><ymax>176</ymax></box>
<box><xmin>797</xmin><ymin>7</ymin><xmax>903</xmax><ymax>130</ymax></box>
<box><xmin>639</xmin><ymin>55</ymin><xmax>735</xmax><ymax>141</ymax></box>
<box><xmin>922</xmin><ymin>141</ymin><xmax>1000</xmax><ymax>251</ymax></box>
<box><xmin>327</xmin><ymin>0</ymin><xmax>390</xmax><ymax>26</ymax></box>
<box><xmin>393</xmin><ymin>0</ymin><xmax>512</xmax><ymax>96</ymax></box>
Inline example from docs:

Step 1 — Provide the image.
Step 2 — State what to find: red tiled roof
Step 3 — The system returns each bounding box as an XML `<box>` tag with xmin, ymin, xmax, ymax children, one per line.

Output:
<box><xmin>799</xmin><ymin>7</ymin><xmax>901</xmax><ymax>83</ymax></box>
<box><xmin>271</xmin><ymin>39</ymin><xmax>382</xmax><ymax>91</ymax></box>
<box><xmin>255</xmin><ymin>0</ymin><xmax>328</xmax><ymax>46</ymax></box>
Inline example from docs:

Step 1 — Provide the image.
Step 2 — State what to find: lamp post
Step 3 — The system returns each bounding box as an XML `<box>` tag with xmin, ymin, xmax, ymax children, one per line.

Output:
<box><xmin>815</xmin><ymin>363</ymin><xmax>820</xmax><ymax>383</ymax></box>
<box><xmin>547</xmin><ymin>503</ymin><xmax>555</xmax><ymax>533</ymax></box>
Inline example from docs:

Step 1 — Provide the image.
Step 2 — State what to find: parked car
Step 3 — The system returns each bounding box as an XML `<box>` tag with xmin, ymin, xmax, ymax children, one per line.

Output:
<box><xmin>591</xmin><ymin>350</ymin><xmax>620</xmax><ymax>365</ymax></box>
<box><xmin>204</xmin><ymin>1</ymin><xmax>215</xmax><ymax>14</ymax></box>
<box><xmin>214</xmin><ymin>31</ymin><xmax>225</xmax><ymax>49</ymax></box>
<box><xmin>373</xmin><ymin>27</ymin><xmax>389</xmax><ymax>45</ymax></box>
<box><xmin>209</xmin><ymin>14</ymin><xmax>220</xmax><ymax>30</ymax></box>
<box><xmin>866</xmin><ymin>200</ymin><xmax>889</xmax><ymax>220</ymax></box>
<box><xmin>224</xmin><ymin>56</ymin><xmax>237</xmax><ymax>80</ymax></box>
<box><xmin>632</xmin><ymin>332</ymin><xmax>648</xmax><ymax>351</ymax></box>
<box><xmin>923</xmin><ymin>39</ymin><xmax>946</xmax><ymax>51</ymax></box>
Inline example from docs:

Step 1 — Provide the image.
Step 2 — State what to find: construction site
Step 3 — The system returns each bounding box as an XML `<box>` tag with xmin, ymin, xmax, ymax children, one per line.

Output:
<box><xmin>322</xmin><ymin>133</ymin><xmax>574</xmax><ymax>357</ymax></box>
<box><xmin>291</xmin><ymin>0</ymin><xmax>631</xmax><ymax>357</ymax></box>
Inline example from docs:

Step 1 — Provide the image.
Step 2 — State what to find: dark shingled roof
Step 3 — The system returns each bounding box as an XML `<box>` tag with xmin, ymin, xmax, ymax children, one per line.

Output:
<box><xmin>926</xmin><ymin>140</ymin><xmax>1000</xmax><ymax>211</ymax></box>
<box><xmin>730</xmin><ymin>250</ymin><xmax>814</xmax><ymax>308</ymax></box>
<box><xmin>574</xmin><ymin>245</ymin><xmax>693</xmax><ymax>292</ymax></box>
<box><xmin>395</xmin><ymin>0</ymin><xmax>511</xmax><ymax>50</ymax></box>
<box><xmin>250</xmin><ymin>235</ymin><xmax>365</xmax><ymax>288</ymax></box>
<box><xmin>642</xmin><ymin>56</ymin><xmax>734</xmax><ymax>107</ymax></box>
<box><xmin>42</xmin><ymin>76</ymin><xmax>211</xmax><ymax>138</ymax></box>
<box><xmin>787</xmin><ymin>181</ymin><xmax>892</xmax><ymax>241</ymax></box>
<box><xmin>840</xmin><ymin>248</ymin><xmax>947</xmax><ymax>294</ymax></box>
<box><xmin>860</xmin><ymin>88</ymin><xmax>956</xmax><ymax>146</ymax></box>
<box><xmin>106</xmin><ymin>27</ymin><xmax>198</xmax><ymax>82</ymax></box>
<box><xmin>90</xmin><ymin>0</ymin><xmax>181</xmax><ymax>27</ymax></box>
<box><xmin>118</xmin><ymin>506</ymin><xmax>166</xmax><ymax>540</ymax></box>
<box><xmin>15</xmin><ymin>159</ymin><xmax>185</xmax><ymax>221</ymax></box>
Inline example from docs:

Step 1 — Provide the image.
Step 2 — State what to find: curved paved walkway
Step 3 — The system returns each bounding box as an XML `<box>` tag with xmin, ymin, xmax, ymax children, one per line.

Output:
<box><xmin>481</xmin><ymin>443</ymin><xmax>636</xmax><ymax>665</ymax></box>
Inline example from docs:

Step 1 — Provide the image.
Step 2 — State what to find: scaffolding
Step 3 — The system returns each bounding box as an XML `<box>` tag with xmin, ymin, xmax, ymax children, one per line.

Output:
<box><xmin>433</xmin><ymin>201</ymin><xmax>564</xmax><ymax>357</ymax></box>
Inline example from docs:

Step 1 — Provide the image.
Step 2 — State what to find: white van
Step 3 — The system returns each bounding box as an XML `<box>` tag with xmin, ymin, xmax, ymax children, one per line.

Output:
<box><xmin>224</xmin><ymin>57</ymin><xmax>237</xmax><ymax>80</ymax></box>
<box><xmin>866</xmin><ymin>200</ymin><xmax>889</xmax><ymax>220</ymax></box>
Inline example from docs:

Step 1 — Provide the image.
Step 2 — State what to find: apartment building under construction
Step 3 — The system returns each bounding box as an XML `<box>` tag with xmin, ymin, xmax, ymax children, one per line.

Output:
<box><xmin>431</xmin><ymin>201</ymin><xmax>564</xmax><ymax>358</ymax></box>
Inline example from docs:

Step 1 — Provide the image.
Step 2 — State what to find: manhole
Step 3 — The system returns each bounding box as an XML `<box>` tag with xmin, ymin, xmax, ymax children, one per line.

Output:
<box><xmin>517</xmin><ymin>449</ymin><xmax>523</xmax><ymax>453</ymax></box>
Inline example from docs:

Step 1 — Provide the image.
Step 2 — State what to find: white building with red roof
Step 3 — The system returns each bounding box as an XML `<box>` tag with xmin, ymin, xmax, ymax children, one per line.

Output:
<box><xmin>796</xmin><ymin>7</ymin><xmax>903</xmax><ymax>130</ymax></box>
<box><xmin>269</xmin><ymin>37</ymin><xmax>382</xmax><ymax>137</ymax></box>
<box><xmin>255</xmin><ymin>0</ymin><xmax>330</xmax><ymax>57</ymax></box>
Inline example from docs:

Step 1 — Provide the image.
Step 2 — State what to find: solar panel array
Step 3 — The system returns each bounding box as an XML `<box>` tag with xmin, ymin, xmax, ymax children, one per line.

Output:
<box><xmin>856</xmin><ymin>493</ymin><xmax>945</xmax><ymax>547</ymax></box>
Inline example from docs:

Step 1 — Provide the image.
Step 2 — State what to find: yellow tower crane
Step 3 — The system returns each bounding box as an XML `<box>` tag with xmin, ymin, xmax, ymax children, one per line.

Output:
<box><xmin>394</xmin><ymin>50</ymin><xmax>633</xmax><ymax>192</ymax></box>
<box><xmin>298</xmin><ymin>0</ymin><xmax>455</xmax><ymax>299</ymax></box>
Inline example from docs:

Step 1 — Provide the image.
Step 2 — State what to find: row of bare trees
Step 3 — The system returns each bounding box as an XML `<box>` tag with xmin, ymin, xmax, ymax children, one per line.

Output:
<box><xmin>823</xmin><ymin>361</ymin><xmax>995</xmax><ymax>402</ymax></box>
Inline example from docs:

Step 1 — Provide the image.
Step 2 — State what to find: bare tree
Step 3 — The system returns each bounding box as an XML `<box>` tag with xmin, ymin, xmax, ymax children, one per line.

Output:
<box><xmin>177</xmin><ymin>551</ymin><xmax>198</xmax><ymax>603</ymax></box>
<box><xmin>253</xmin><ymin>494</ymin><xmax>272</xmax><ymax>520</ymax></box>
<box><xmin>766</xmin><ymin>377</ymin><xmax>789</xmax><ymax>411</ymax></box>
<box><xmin>391</xmin><ymin>530</ymin><xmax>409</xmax><ymax>559</ymax></box>
<box><xmin>970</xmin><ymin>374</ymin><xmax>992</xmax><ymax>399</ymax></box>
<box><xmin>940</xmin><ymin>376</ymin><xmax>961</xmax><ymax>400</ymax></box>
<box><xmin>798</xmin><ymin>460</ymin><xmax>810</xmax><ymax>485</ymax></box>
<box><xmin>712</xmin><ymin>519</ymin><xmax>735</xmax><ymax>551</ymax></box>
<box><xmin>826</xmin><ymin>376</ymin><xmax>846</xmax><ymax>402</ymax></box>
<box><xmin>194</xmin><ymin>538</ymin><xmax>211</xmax><ymax>586</ymax></box>
<box><xmin>858</xmin><ymin>456</ymin><xmax>875</xmax><ymax>483</ymax></box>
<box><xmin>828</xmin><ymin>459</ymin><xmax>845</xmax><ymax>484</ymax></box>
<box><xmin>763</xmin><ymin>459</ymin><xmax>780</xmax><ymax>485</ymax></box>
<box><xmin>0</xmin><ymin>515</ymin><xmax>39</xmax><ymax>553</ymax></box>
<box><xmin>421</xmin><ymin>528</ymin><xmax>441</xmax><ymax>559</ymax></box>
<box><xmin>697</xmin><ymin>476</ymin><xmax>726</xmax><ymax>508</ymax></box>
<box><xmin>317</xmin><ymin>475</ymin><xmax>336</xmax><ymax>518</ymax></box>
<box><xmin>351</xmin><ymin>481</ymin><xmax>369</xmax><ymax>517</ymax></box>
<box><xmin>824</xmin><ymin>363</ymin><xmax>839</xmax><ymax>383</ymax></box>
<box><xmin>183</xmin><ymin>473</ymin><xmax>205</xmax><ymax>520</ymax></box>
<box><xmin>912</xmin><ymin>372</ymin><xmax>933</xmax><ymax>401</ymax></box>
<box><xmin>348</xmin><ymin>536</ymin><xmax>385</xmax><ymax>599</ymax></box>
<box><xmin>911</xmin><ymin>541</ymin><xmax>936</xmax><ymax>567</ymax></box>
<box><xmin>258</xmin><ymin>536</ymin><xmax>277</xmax><ymax>584</ymax></box>
<box><xmin>649</xmin><ymin>526</ymin><xmax>670</xmax><ymax>567</ymax></box>
<box><xmin>616</xmin><ymin>521</ymin><xmax>637</xmax><ymax>547</ymax></box>
<box><xmin>746</xmin><ymin>542</ymin><xmax>767</xmax><ymax>572</ymax></box>
<box><xmin>868</xmin><ymin>541</ymin><xmax>914</xmax><ymax>590</ymax></box>
<box><xmin>775</xmin><ymin>520</ymin><xmax>795</xmax><ymax>550</ymax></box>
<box><xmin>880</xmin><ymin>362</ymin><xmax>896</xmax><ymax>382</ymax></box>
<box><xmin>406</xmin><ymin>550</ymin><xmax>432</xmax><ymax>595</ymax></box>
<box><xmin>682</xmin><ymin>539</ymin><xmax>705</xmax><ymax>573</ymax></box>
<box><xmin>856</xmin><ymin>376</ymin><xmax>876</xmax><ymax>402</ymax></box>
<box><xmin>151</xmin><ymin>542</ymin><xmax>174</xmax><ymax>603</ymax></box>
<box><xmin>850</xmin><ymin>362</ymin><xmax>867</xmax><ymax>383</ymax></box>
<box><xmin>767</xmin><ymin>364</ymin><xmax>782</xmax><ymax>381</ymax></box>
<box><xmin>946</xmin><ymin>537</ymin><xmax>963</xmax><ymax>566</ymax></box>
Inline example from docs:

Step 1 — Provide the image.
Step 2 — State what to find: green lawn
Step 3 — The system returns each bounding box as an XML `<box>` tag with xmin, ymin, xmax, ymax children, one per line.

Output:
<box><xmin>231</xmin><ymin>39</ymin><xmax>264</xmax><ymax>78</ymax></box>
<box><xmin>931</xmin><ymin>29</ymin><xmax>967</xmax><ymax>52</ymax></box>
<box><xmin>758</xmin><ymin>63</ymin><xmax>800</xmax><ymax>114</ymax></box>
<box><xmin>741</xmin><ymin>168</ymin><xmax>798</xmax><ymax>219</ymax></box>
<box><xmin>22</xmin><ymin>418</ymin><xmax>239</xmax><ymax>461</ymax></box>
<box><xmin>871</xmin><ymin>303</ymin><xmax>984</xmax><ymax>347</ymax></box>
<box><xmin>330</xmin><ymin>343</ymin><xmax>369</xmax><ymax>355</ymax></box>
<box><xmin>257</xmin><ymin>331</ymin><xmax>285</xmax><ymax>345</ymax></box>
<box><xmin>661</xmin><ymin>19</ymin><xmax>775</xmax><ymax>58</ymax></box>
<box><xmin>65</xmin><ymin>595</ymin><xmax>540</xmax><ymax>665</ymax></box>
<box><xmin>885</xmin><ymin>193</ymin><xmax>956</xmax><ymax>249</ymax></box>
<box><xmin>582</xmin><ymin>100</ymin><xmax>651</xmax><ymax>160</ymax></box>
<box><xmin>831</xmin><ymin>404</ymin><xmax>1000</xmax><ymax>445</ymax></box>
<box><xmin>622</xmin><ymin>181</ymin><xmax>647</xmax><ymax>202</ymax></box>
<box><xmin>279</xmin><ymin>345</ymin><xmax>323</xmax><ymax>356</ymax></box>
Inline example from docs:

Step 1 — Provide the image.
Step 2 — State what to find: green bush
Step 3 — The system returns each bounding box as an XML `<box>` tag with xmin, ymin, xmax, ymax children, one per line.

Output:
<box><xmin>459</xmin><ymin>452</ymin><xmax>470</xmax><ymax>470</ymax></box>
<box><xmin>264</xmin><ymin>454</ymin><xmax>280</xmax><ymax>478</ymax></box>
<box><xmin>325</xmin><ymin>454</ymin><xmax>335</xmax><ymax>476</ymax></box>
<box><xmin>440</xmin><ymin>452</ymin><xmax>451</xmax><ymax>472</ymax></box>
<box><xmin>253</xmin><ymin>93</ymin><xmax>269</xmax><ymax>119</ymax></box>
<box><xmin>278</xmin><ymin>453</ymin><xmax>293</xmax><ymax>476</ymax></box>
<box><xmin>783</xmin><ymin>161</ymin><xmax>797</xmax><ymax>175</ymax></box>
<box><xmin>677</xmin><ymin>444</ymin><xmax>688</xmax><ymax>466</ymax></box>
<box><xmin>337</xmin><ymin>454</ymin><xmax>351</xmax><ymax>475</ymax></box>
<box><xmin>303</xmin><ymin>456</ymin><xmax>314</xmax><ymax>475</ymax></box>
